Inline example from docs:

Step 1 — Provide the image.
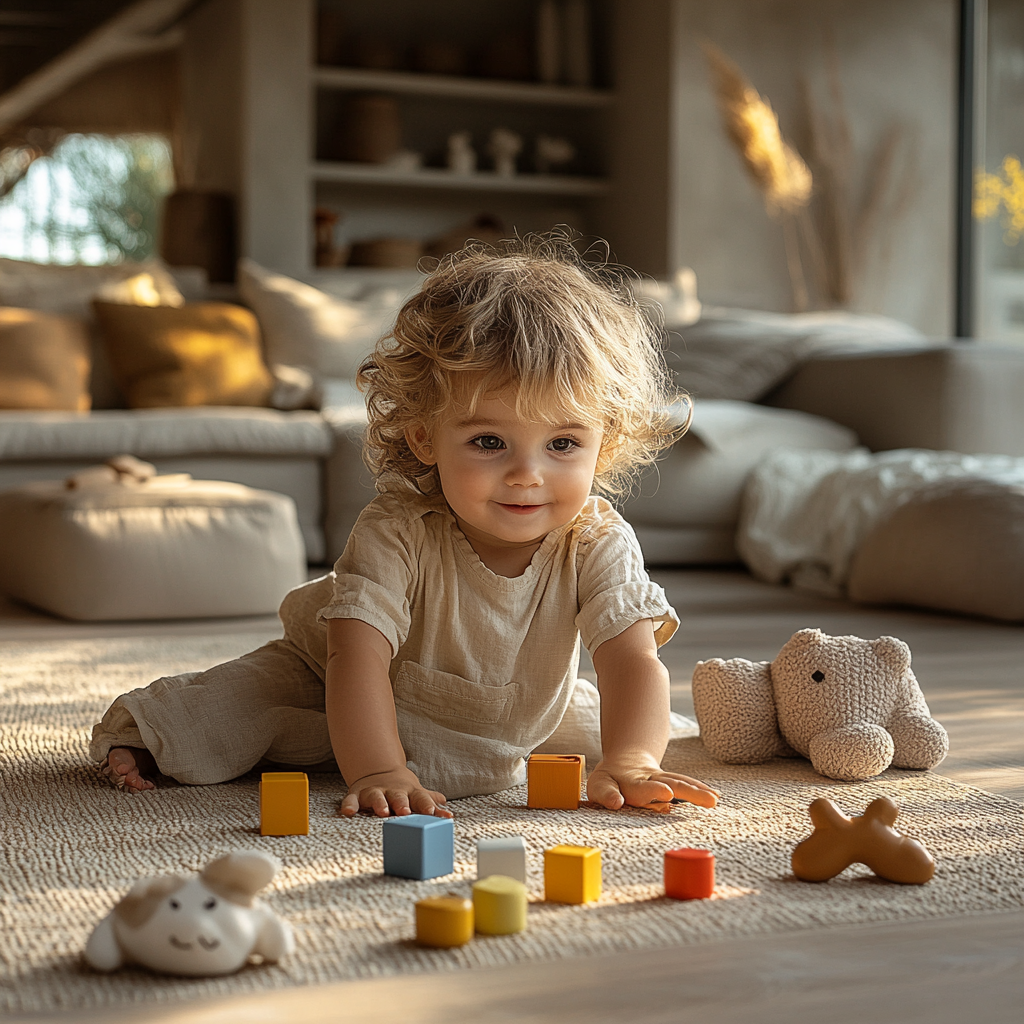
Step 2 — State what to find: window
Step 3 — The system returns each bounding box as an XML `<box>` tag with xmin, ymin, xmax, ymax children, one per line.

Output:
<box><xmin>975</xmin><ymin>0</ymin><xmax>1024</xmax><ymax>340</ymax></box>
<box><xmin>0</xmin><ymin>133</ymin><xmax>174</xmax><ymax>266</ymax></box>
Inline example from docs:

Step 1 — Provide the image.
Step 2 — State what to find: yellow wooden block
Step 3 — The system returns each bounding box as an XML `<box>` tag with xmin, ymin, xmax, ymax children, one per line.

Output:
<box><xmin>473</xmin><ymin>875</ymin><xmax>528</xmax><ymax>935</ymax></box>
<box><xmin>415</xmin><ymin>895</ymin><xmax>474</xmax><ymax>947</ymax></box>
<box><xmin>259</xmin><ymin>772</ymin><xmax>309</xmax><ymax>836</ymax></box>
<box><xmin>527</xmin><ymin>754</ymin><xmax>585</xmax><ymax>809</ymax></box>
<box><xmin>544</xmin><ymin>844</ymin><xmax>602</xmax><ymax>904</ymax></box>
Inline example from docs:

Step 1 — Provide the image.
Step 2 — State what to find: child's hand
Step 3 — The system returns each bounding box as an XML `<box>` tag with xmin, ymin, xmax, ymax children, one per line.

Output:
<box><xmin>339</xmin><ymin>767</ymin><xmax>452</xmax><ymax>819</ymax></box>
<box><xmin>587</xmin><ymin>758</ymin><xmax>719</xmax><ymax>813</ymax></box>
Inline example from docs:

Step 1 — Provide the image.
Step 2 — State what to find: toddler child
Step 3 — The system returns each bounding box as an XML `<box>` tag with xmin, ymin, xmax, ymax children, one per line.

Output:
<box><xmin>91</xmin><ymin>233</ymin><xmax>718</xmax><ymax>816</ymax></box>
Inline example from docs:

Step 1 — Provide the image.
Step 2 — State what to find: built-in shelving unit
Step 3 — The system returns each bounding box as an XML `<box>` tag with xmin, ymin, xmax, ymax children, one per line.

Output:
<box><xmin>313</xmin><ymin>66</ymin><xmax>613</xmax><ymax>108</ymax></box>
<box><xmin>309</xmin><ymin>0</ymin><xmax>614</xmax><ymax>268</ymax></box>
<box><xmin>310</xmin><ymin>160</ymin><xmax>609</xmax><ymax>196</ymax></box>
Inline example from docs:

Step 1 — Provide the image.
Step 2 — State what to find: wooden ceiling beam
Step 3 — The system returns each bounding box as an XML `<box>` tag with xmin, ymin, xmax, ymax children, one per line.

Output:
<box><xmin>0</xmin><ymin>12</ymin><xmax>69</xmax><ymax>29</ymax></box>
<box><xmin>0</xmin><ymin>0</ymin><xmax>194</xmax><ymax>132</ymax></box>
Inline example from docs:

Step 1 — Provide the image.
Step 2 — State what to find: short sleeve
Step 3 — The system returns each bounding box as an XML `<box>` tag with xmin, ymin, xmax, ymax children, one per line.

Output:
<box><xmin>316</xmin><ymin>497</ymin><xmax>419</xmax><ymax>656</ymax></box>
<box><xmin>575</xmin><ymin>510</ymin><xmax>679</xmax><ymax>652</ymax></box>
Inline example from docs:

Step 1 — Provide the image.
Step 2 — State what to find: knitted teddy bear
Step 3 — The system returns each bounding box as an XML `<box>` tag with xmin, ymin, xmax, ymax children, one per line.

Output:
<box><xmin>691</xmin><ymin>628</ymin><xmax>948</xmax><ymax>781</ymax></box>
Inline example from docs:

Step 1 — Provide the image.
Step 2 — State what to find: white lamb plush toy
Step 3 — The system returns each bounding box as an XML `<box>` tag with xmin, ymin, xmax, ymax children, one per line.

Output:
<box><xmin>84</xmin><ymin>850</ymin><xmax>294</xmax><ymax>976</ymax></box>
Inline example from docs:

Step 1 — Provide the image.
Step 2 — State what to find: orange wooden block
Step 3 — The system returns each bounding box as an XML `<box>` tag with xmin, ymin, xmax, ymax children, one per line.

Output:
<box><xmin>259</xmin><ymin>772</ymin><xmax>309</xmax><ymax>836</ymax></box>
<box><xmin>664</xmin><ymin>847</ymin><xmax>715</xmax><ymax>900</ymax></box>
<box><xmin>527</xmin><ymin>754</ymin><xmax>584</xmax><ymax>809</ymax></box>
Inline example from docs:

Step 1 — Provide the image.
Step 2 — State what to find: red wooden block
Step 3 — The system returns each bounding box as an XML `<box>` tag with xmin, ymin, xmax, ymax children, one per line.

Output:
<box><xmin>664</xmin><ymin>847</ymin><xmax>715</xmax><ymax>900</ymax></box>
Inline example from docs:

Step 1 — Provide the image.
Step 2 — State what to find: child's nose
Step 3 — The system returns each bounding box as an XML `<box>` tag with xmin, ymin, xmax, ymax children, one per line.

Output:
<box><xmin>504</xmin><ymin>452</ymin><xmax>543</xmax><ymax>486</ymax></box>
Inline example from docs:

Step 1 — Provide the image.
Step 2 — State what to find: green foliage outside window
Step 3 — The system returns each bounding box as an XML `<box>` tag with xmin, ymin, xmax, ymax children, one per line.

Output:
<box><xmin>0</xmin><ymin>133</ymin><xmax>174</xmax><ymax>265</ymax></box>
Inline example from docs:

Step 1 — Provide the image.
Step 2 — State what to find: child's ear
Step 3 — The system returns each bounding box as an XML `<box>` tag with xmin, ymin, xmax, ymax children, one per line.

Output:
<box><xmin>405</xmin><ymin>425</ymin><xmax>436</xmax><ymax>465</ymax></box>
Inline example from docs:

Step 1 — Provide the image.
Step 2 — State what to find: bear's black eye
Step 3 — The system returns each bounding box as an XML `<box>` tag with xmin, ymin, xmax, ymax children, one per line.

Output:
<box><xmin>169</xmin><ymin>899</ymin><xmax>180</xmax><ymax>910</ymax></box>
<box><xmin>204</xmin><ymin>897</ymin><xmax>216</xmax><ymax>910</ymax></box>
<box><xmin>811</xmin><ymin>670</ymin><xmax>825</xmax><ymax>682</ymax></box>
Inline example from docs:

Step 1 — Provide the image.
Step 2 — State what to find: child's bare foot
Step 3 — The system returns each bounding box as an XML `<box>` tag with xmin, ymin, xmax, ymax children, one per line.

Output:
<box><xmin>102</xmin><ymin>747</ymin><xmax>158</xmax><ymax>793</ymax></box>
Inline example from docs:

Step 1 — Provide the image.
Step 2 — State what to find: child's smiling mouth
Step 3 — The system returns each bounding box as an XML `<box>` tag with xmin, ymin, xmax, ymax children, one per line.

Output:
<box><xmin>496</xmin><ymin>502</ymin><xmax>546</xmax><ymax>514</ymax></box>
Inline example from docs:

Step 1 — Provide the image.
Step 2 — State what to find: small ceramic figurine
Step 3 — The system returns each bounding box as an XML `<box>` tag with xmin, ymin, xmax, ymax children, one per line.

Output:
<box><xmin>84</xmin><ymin>851</ymin><xmax>294</xmax><ymax>976</ymax></box>
<box><xmin>488</xmin><ymin>128</ymin><xmax>523</xmax><ymax>177</ymax></box>
<box><xmin>447</xmin><ymin>131</ymin><xmax>477</xmax><ymax>174</ymax></box>
<box><xmin>535</xmin><ymin>134</ymin><xmax>575</xmax><ymax>174</ymax></box>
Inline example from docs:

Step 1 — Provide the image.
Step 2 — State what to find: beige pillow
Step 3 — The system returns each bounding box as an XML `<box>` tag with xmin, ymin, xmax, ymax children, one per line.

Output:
<box><xmin>237</xmin><ymin>258</ymin><xmax>418</xmax><ymax>379</ymax></box>
<box><xmin>93</xmin><ymin>300</ymin><xmax>274</xmax><ymax>409</ymax></box>
<box><xmin>0</xmin><ymin>259</ymin><xmax>188</xmax><ymax>409</ymax></box>
<box><xmin>847</xmin><ymin>478</ymin><xmax>1024</xmax><ymax>622</ymax></box>
<box><xmin>0</xmin><ymin>307</ymin><xmax>91</xmax><ymax>411</ymax></box>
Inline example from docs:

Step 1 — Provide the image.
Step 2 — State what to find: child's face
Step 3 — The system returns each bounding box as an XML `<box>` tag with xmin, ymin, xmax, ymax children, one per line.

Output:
<box><xmin>406</xmin><ymin>389</ymin><xmax>603</xmax><ymax>552</ymax></box>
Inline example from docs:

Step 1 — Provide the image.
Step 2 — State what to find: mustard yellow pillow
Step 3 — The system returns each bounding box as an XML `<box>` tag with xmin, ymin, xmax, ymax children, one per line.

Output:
<box><xmin>93</xmin><ymin>301</ymin><xmax>274</xmax><ymax>409</ymax></box>
<box><xmin>0</xmin><ymin>307</ymin><xmax>91</xmax><ymax>411</ymax></box>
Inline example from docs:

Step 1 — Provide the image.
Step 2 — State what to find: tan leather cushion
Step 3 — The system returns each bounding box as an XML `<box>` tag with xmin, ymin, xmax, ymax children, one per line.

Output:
<box><xmin>847</xmin><ymin>479</ymin><xmax>1024</xmax><ymax>621</ymax></box>
<box><xmin>93</xmin><ymin>301</ymin><xmax>274</xmax><ymax>409</ymax></box>
<box><xmin>0</xmin><ymin>307</ymin><xmax>91</xmax><ymax>411</ymax></box>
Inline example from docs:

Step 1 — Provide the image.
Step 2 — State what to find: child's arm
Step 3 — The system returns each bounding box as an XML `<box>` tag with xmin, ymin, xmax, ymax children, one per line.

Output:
<box><xmin>325</xmin><ymin>618</ymin><xmax>452</xmax><ymax>818</ymax></box>
<box><xmin>586</xmin><ymin>619</ymin><xmax>719</xmax><ymax>812</ymax></box>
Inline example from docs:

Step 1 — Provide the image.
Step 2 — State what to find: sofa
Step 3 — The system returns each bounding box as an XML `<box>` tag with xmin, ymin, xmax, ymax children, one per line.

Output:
<box><xmin>3</xmin><ymin>256</ymin><xmax>1024</xmax><ymax>575</ymax></box>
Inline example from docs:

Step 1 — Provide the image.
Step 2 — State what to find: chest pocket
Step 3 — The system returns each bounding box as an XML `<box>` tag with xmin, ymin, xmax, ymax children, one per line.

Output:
<box><xmin>393</xmin><ymin>660</ymin><xmax>518</xmax><ymax>732</ymax></box>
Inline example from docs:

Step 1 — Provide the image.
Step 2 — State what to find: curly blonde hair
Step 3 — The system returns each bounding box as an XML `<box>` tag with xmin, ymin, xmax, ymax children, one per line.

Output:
<box><xmin>357</xmin><ymin>230</ymin><xmax>689</xmax><ymax>500</ymax></box>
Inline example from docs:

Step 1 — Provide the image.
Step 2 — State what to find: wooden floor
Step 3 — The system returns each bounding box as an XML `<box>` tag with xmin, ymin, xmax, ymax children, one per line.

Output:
<box><xmin>4</xmin><ymin>567</ymin><xmax>1023</xmax><ymax>1023</ymax></box>
<box><xmin>31</xmin><ymin>910</ymin><xmax>1024</xmax><ymax>1024</ymax></box>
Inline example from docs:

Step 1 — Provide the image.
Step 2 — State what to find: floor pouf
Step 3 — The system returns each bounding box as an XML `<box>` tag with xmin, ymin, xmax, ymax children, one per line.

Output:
<box><xmin>0</xmin><ymin>469</ymin><xmax>306</xmax><ymax>620</ymax></box>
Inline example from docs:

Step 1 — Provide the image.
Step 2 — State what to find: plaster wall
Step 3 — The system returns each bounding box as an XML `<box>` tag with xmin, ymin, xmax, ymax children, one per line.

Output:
<box><xmin>594</xmin><ymin>0</ymin><xmax>673</xmax><ymax>277</ymax></box>
<box><xmin>239</xmin><ymin>0</ymin><xmax>311</xmax><ymax>275</ymax></box>
<box><xmin>180</xmin><ymin>0</ymin><xmax>242</xmax><ymax>193</ymax></box>
<box><xmin>670</xmin><ymin>0</ymin><xmax>958</xmax><ymax>335</ymax></box>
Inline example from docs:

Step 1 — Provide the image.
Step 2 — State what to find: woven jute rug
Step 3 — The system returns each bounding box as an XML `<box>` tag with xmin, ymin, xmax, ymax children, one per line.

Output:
<box><xmin>2</xmin><ymin>633</ymin><xmax>1022</xmax><ymax>1015</ymax></box>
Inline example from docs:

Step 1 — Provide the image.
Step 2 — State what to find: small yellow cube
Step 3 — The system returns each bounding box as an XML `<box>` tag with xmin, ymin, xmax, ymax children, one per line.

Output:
<box><xmin>415</xmin><ymin>895</ymin><xmax>474</xmax><ymax>947</ymax></box>
<box><xmin>473</xmin><ymin>875</ymin><xmax>528</xmax><ymax>935</ymax></box>
<box><xmin>259</xmin><ymin>772</ymin><xmax>309</xmax><ymax>836</ymax></box>
<box><xmin>544</xmin><ymin>844</ymin><xmax>602</xmax><ymax>904</ymax></box>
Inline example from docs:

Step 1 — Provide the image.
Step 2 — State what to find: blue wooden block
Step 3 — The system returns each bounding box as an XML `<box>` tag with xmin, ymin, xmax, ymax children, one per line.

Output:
<box><xmin>382</xmin><ymin>814</ymin><xmax>454</xmax><ymax>880</ymax></box>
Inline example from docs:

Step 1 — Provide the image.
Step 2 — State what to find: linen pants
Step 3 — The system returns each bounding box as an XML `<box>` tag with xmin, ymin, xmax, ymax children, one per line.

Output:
<box><xmin>89</xmin><ymin>639</ymin><xmax>605</xmax><ymax>786</ymax></box>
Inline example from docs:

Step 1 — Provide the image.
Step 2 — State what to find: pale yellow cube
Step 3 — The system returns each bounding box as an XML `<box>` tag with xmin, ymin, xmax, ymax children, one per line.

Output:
<box><xmin>544</xmin><ymin>844</ymin><xmax>602</xmax><ymax>904</ymax></box>
<box><xmin>473</xmin><ymin>875</ymin><xmax>528</xmax><ymax>935</ymax></box>
<box><xmin>415</xmin><ymin>895</ymin><xmax>474</xmax><ymax>947</ymax></box>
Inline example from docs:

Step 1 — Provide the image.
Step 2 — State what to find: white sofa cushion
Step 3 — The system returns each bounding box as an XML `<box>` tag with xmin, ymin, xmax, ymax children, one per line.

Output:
<box><xmin>0</xmin><ymin>407</ymin><xmax>331</xmax><ymax>461</ymax></box>
<box><xmin>0</xmin><ymin>258</ymin><xmax>184</xmax><ymax>316</ymax></box>
<box><xmin>237</xmin><ymin>259</ymin><xmax>421</xmax><ymax>379</ymax></box>
<box><xmin>670</xmin><ymin>306</ymin><xmax>927</xmax><ymax>402</ymax></box>
<box><xmin>620</xmin><ymin>400</ymin><xmax>858</xmax><ymax>564</ymax></box>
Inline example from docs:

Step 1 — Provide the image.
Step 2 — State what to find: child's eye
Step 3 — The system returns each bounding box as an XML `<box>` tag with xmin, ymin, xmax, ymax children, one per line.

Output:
<box><xmin>548</xmin><ymin>436</ymin><xmax>580</xmax><ymax>453</ymax></box>
<box><xmin>472</xmin><ymin>435</ymin><xmax>505</xmax><ymax>451</ymax></box>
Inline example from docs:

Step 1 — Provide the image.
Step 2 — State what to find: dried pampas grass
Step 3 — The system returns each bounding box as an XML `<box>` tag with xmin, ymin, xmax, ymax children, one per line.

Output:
<box><xmin>703</xmin><ymin>42</ymin><xmax>812</xmax><ymax>216</ymax></box>
<box><xmin>703</xmin><ymin>38</ymin><xmax>917</xmax><ymax>314</ymax></box>
<box><xmin>702</xmin><ymin>42</ymin><xmax>812</xmax><ymax>310</ymax></box>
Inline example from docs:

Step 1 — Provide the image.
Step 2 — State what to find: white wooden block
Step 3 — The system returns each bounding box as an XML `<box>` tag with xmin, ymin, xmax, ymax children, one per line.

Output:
<box><xmin>477</xmin><ymin>836</ymin><xmax>527</xmax><ymax>883</ymax></box>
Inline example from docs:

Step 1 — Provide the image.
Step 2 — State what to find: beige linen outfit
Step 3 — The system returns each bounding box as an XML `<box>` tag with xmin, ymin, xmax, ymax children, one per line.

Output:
<box><xmin>91</xmin><ymin>484</ymin><xmax>679</xmax><ymax>798</ymax></box>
